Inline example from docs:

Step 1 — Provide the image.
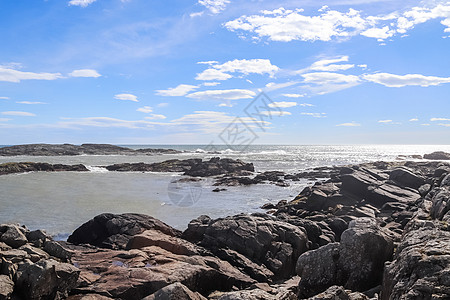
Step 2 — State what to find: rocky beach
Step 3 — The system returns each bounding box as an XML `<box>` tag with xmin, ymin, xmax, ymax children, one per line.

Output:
<box><xmin>0</xmin><ymin>145</ymin><xmax>450</xmax><ymax>299</ymax></box>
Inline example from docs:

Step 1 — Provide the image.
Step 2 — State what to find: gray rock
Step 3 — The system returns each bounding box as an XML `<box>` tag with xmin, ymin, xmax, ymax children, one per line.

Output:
<box><xmin>381</xmin><ymin>228</ymin><xmax>450</xmax><ymax>299</ymax></box>
<box><xmin>389</xmin><ymin>167</ymin><xmax>425</xmax><ymax>189</ymax></box>
<box><xmin>15</xmin><ymin>259</ymin><xmax>80</xmax><ymax>300</ymax></box>
<box><xmin>296</xmin><ymin>218</ymin><xmax>394</xmax><ymax>298</ymax></box>
<box><xmin>424</xmin><ymin>151</ymin><xmax>450</xmax><ymax>160</ymax></box>
<box><xmin>142</xmin><ymin>282</ymin><xmax>207</xmax><ymax>300</ymax></box>
<box><xmin>0</xmin><ymin>225</ymin><xmax>28</xmax><ymax>248</ymax></box>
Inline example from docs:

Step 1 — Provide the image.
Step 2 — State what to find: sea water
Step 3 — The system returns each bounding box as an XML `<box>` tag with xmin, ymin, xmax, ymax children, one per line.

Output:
<box><xmin>1</xmin><ymin>144</ymin><xmax>450</xmax><ymax>239</ymax></box>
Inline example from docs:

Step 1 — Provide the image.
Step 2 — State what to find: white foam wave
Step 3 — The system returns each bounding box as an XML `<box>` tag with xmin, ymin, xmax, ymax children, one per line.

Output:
<box><xmin>86</xmin><ymin>166</ymin><xmax>109</xmax><ymax>173</ymax></box>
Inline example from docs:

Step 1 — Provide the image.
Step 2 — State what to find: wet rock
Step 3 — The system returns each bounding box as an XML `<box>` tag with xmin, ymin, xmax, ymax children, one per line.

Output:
<box><xmin>142</xmin><ymin>282</ymin><xmax>207</xmax><ymax>300</ymax></box>
<box><xmin>67</xmin><ymin>295</ymin><xmax>114</xmax><ymax>300</ymax></box>
<box><xmin>0</xmin><ymin>162</ymin><xmax>89</xmax><ymax>175</ymax></box>
<box><xmin>67</xmin><ymin>213</ymin><xmax>180</xmax><ymax>249</ymax></box>
<box><xmin>105</xmin><ymin>159</ymin><xmax>201</xmax><ymax>172</ymax></box>
<box><xmin>185</xmin><ymin>157</ymin><xmax>254</xmax><ymax>177</ymax></box>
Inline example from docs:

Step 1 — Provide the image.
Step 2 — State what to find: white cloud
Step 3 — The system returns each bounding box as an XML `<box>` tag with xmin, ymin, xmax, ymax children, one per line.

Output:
<box><xmin>155</xmin><ymin>84</ymin><xmax>199</xmax><ymax>97</ymax></box>
<box><xmin>282</xmin><ymin>93</ymin><xmax>304</xmax><ymax>98</ymax></box>
<box><xmin>69</xmin><ymin>69</ymin><xmax>101</xmax><ymax>78</ymax></box>
<box><xmin>203</xmin><ymin>82</ymin><xmax>221</xmax><ymax>87</ymax></box>
<box><xmin>260</xmin><ymin>110</ymin><xmax>291</xmax><ymax>117</ymax></box>
<box><xmin>0</xmin><ymin>118</ymin><xmax>10</xmax><ymax>122</ymax></box>
<box><xmin>309</xmin><ymin>56</ymin><xmax>354</xmax><ymax>72</ymax></box>
<box><xmin>0</xmin><ymin>97</ymin><xmax>9</xmax><ymax>100</ymax></box>
<box><xmin>364</xmin><ymin>73</ymin><xmax>450</xmax><ymax>87</ymax></box>
<box><xmin>409</xmin><ymin>118</ymin><xmax>419</xmax><ymax>122</ymax></box>
<box><xmin>225</xmin><ymin>7</ymin><xmax>368</xmax><ymax>42</ymax></box>
<box><xmin>196</xmin><ymin>59</ymin><xmax>279</xmax><ymax>81</ymax></box>
<box><xmin>225</xmin><ymin>3</ymin><xmax>450</xmax><ymax>43</ymax></box>
<box><xmin>196</xmin><ymin>69</ymin><xmax>232</xmax><ymax>81</ymax></box>
<box><xmin>361</xmin><ymin>26</ymin><xmax>395</xmax><ymax>39</ymax></box>
<box><xmin>438</xmin><ymin>123</ymin><xmax>450</xmax><ymax>127</ymax></box>
<box><xmin>137</xmin><ymin>106</ymin><xmax>153</xmax><ymax>113</ymax></box>
<box><xmin>302</xmin><ymin>72</ymin><xmax>361</xmax><ymax>94</ymax></box>
<box><xmin>187</xmin><ymin>89</ymin><xmax>256</xmax><ymax>100</ymax></box>
<box><xmin>197</xmin><ymin>61</ymin><xmax>219</xmax><ymax>65</ymax></box>
<box><xmin>431</xmin><ymin>117</ymin><xmax>450</xmax><ymax>121</ymax></box>
<box><xmin>336</xmin><ymin>122</ymin><xmax>361</xmax><ymax>127</ymax></box>
<box><xmin>264</xmin><ymin>81</ymin><xmax>298</xmax><ymax>92</ymax></box>
<box><xmin>301</xmin><ymin>112</ymin><xmax>327</xmax><ymax>118</ymax></box>
<box><xmin>157</xmin><ymin>103</ymin><xmax>169</xmax><ymax>108</ymax></box>
<box><xmin>299</xmin><ymin>103</ymin><xmax>314</xmax><ymax>107</ymax></box>
<box><xmin>68</xmin><ymin>0</ymin><xmax>96</xmax><ymax>7</ymax></box>
<box><xmin>16</xmin><ymin>101</ymin><xmax>47</xmax><ymax>105</ymax></box>
<box><xmin>421</xmin><ymin>123</ymin><xmax>431</xmax><ymax>126</ymax></box>
<box><xmin>145</xmin><ymin>114</ymin><xmax>167</xmax><ymax>120</ymax></box>
<box><xmin>198</xmin><ymin>0</ymin><xmax>230</xmax><ymax>14</ymax></box>
<box><xmin>114</xmin><ymin>93</ymin><xmax>138</xmax><ymax>102</ymax></box>
<box><xmin>378</xmin><ymin>119</ymin><xmax>401</xmax><ymax>124</ymax></box>
<box><xmin>190</xmin><ymin>11</ymin><xmax>204</xmax><ymax>18</ymax></box>
<box><xmin>268</xmin><ymin>101</ymin><xmax>297</xmax><ymax>108</ymax></box>
<box><xmin>0</xmin><ymin>66</ymin><xmax>63</xmax><ymax>83</ymax></box>
<box><xmin>1</xmin><ymin>111</ymin><xmax>36</xmax><ymax>117</ymax></box>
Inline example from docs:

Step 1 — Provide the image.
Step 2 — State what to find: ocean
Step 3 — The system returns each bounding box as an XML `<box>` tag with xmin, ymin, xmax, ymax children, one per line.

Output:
<box><xmin>1</xmin><ymin>144</ymin><xmax>450</xmax><ymax>239</ymax></box>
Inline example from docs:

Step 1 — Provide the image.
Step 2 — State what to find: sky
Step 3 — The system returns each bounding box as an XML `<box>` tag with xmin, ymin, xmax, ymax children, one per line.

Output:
<box><xmin>0</xmin><ymin>0</ymin><xmax>449</xmax><ymax>145</ymax></box>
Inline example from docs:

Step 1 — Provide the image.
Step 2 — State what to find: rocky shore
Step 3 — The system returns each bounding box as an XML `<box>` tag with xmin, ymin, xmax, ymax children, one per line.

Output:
<box><xmin>0</xmin><ymin>144</ymin><xmax>181</xmax><ymax>156</ymax></box>
<box><xmin>1</xmin><ymin>158</ymin><xmax>450</xmax><ymax>299</ymax></box>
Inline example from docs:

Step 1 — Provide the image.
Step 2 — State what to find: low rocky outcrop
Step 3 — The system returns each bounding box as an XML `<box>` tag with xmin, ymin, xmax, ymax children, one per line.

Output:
<box><xmin>424</xmin><ymin>151</ymin><xmax>450</xmax><ymax>160</ymax></box>
<box><xmin>0</xmin><ymin>162</ymin><xmax>88</xmax><ymax>175</ymax></box>
<box><xmin>105</xmin><ymin>159</ymin><xmax>201</xmax><ymax>173</ymax></box>
<box><xmin>0</xmin><ymin>144</ymin><xmax>180</xmax><ymax>156</ymax></box>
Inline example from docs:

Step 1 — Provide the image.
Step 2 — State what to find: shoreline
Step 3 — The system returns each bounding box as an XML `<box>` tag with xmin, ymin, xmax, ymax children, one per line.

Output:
<box><xmin>1</xmin><ymin>158</ymin><xmax>450</xmax><ymax>299</ymax></box>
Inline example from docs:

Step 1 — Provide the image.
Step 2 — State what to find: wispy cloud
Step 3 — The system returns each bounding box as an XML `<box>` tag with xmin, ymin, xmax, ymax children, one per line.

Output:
<box><xmin>16</xmin><ymin>101</ymin><xmax>47</xmax><ymax>105</ymax></box>
<box><xmin>364</xmin><ymin>73</ymin><xmax>450</xmax><ymax>87</ymax></box>
<box><xmin>268</xmin><ymin>101</ymin><xmax>297</xmax><ymax>108</ymax></box>
<box><xmin>68</xmin><ymin>0</ymin><xmax>97</xmax><ymax>7</ymax></box>
<box><xmin>301</xmin><ymin>112</ymin><xmax>327</xmax><ymax>118</ymax></box>
<box><xmin>198</xmin><ymin>0</ymin><xmax>230</xmax><ymax>14</ymax></box>
<box><xmin>0</xmin><ymin>65</ymin><xmax>63</xmax><ymax>83</ymax></box>
<box><xmin>282</xmin><ymin>93</ymin><xmax>304</xmax><ymax>98</ymax></box>
<box><xmin>69</xmin><ymin>69</ymin><xmax>101</xmax><ymax>78</ymax></box>
<box><xmin>196</xmin><ymin>59</ymin><xmax>279</xmax><ymax>81</ymax></box>
<box><xmin>156</xmin><ymin>84</ymin><xmax>199</xmax><ymax>97</ymax></box>
<box><xmin>137</xmin><ymin>106</ymin><xmax>153</xmax><ymax>113</ymax></box>
<box><xmin>114</xmin><ymin>93</ymin><xmax>138</xmax><ymax>102</ymax></box>
<box><xmin>431</xmin><ymin>117</ymin><xmax>450</xmax><ymax>121</ymax></box>
<box><xmin>2</xmin><ymin>111</ymin><xmax>36</xmax><ymax>117</ymax></box>
<box><xmin>336</xmin><ymin>122</ymin><xmax>361</xmax><ymax>127</ymax></box>
<box><xmin>187</xmin><ymin>89</ymin><xmax>256</xmax><ymax>100</ymax></box>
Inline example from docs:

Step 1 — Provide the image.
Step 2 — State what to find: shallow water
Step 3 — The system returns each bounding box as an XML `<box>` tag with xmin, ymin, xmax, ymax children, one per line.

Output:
<box><xmin>1</xmin><ymin>144</ymin><xmax>450</xmax><ymax>238</ymax></box>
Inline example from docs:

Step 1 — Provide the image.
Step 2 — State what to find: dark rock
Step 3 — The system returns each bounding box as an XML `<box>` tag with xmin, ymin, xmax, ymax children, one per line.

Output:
<box><xmin>0</xmin><ymin>143</ymin><xmax>181</xmax><ymax>156</ymax></box>
<box><xmin>67</xmin><ymin>213</ymin><xmax>180</xmax><ymax>249</ymax></box>
<box><xmin>424</xmin><ymin>151</ymin><xmax>450</xmax><ymax>160</ymax></box>
<box><xmin>296</xmin><ymin>218</ymin><xmax>394</xmax><ymax>297</ymax></box>
<box><xmin>105</xmin><ymin>159</ymin><xmax>201</xmax><ymax>172</ymax></box>
<box><xmin>389</xmin><ymin>167</ymin><xmax>425</xmax><ymax>189</ymax></box>
<box><xmin>213</xmin><ymin>176</ymin><xmax>260</xmax><ymax>186</ymax></box>
<box><xmin>15</xmin><ymin>259</ymin><xmax>80</xmax><ymax>300</ymax></box>
<box><xmin>0</xmin><ymin>225</ymin><xmax>28</xmax><ymax>248</ymax></box>
<box><xmin>212</xmin><ymin>188</ymin><xmax>227</xmax><ymax>192</ymax></box>
<box><xmin>0</xmin><ymin>162</ymin><xmax>89</xmax><ymax>175</ymax></box>
<box><xmin>142</xmin><ymin>282</ymin><xmax>207</xmax><ymax>300</ymax></box>
<box><xmin>183</xmin><ymin>214</ymin><xmax>309</xmax><ymax>280</ymax></box>
<box><xmin>184</xmin><ymin>157</ymin><xmax>254</xmax><ymax>177</ymax></box>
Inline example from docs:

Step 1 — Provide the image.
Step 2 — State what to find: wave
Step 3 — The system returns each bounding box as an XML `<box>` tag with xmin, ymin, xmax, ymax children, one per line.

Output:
<box><xmin>86</xmin><ymin>166</ymin><xmax>109</xmax><ymax>173</ymax></box>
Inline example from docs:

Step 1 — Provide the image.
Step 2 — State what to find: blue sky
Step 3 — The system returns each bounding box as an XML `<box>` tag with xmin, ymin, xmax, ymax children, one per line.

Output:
<box><xmin>0</xmin><ymin>0</ymin><xmax>449</xmax><ymax>145</ymax></box>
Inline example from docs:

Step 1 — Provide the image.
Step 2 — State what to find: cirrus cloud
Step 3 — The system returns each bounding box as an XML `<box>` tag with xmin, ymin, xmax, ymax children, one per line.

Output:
<box><xmin>2</xmin><ymin>111</ymin><xmax>36</xmax><ymax>117</ymax></box>
<box><xmin>156</xmin><ymin>84</ymin><xmax>199</xmax><ymax>97</ymax></box>
<box><xmin>69</xmin><ymin>69</ymin><xmax>101</xmax><ymax>78</ymax></box>
<box><xmin>187</xmin><ymin>89</ymin><xmax>256</xmax><ymax>100</ymax></box>
<box><xmin>114</xmin><ymin>93</ymin><xmax>138</xmax><ymax>102</ymax></box>
<box><xmin>364</xmin><ymin>73</ymin><xmax>450</xmax><ymax>87</ymax></box>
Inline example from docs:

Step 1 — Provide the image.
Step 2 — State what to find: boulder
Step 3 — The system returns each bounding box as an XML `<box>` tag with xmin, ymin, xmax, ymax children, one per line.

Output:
<box><xmin>67</xmin><ymin>213</ymin><xmax>180</xmax><ymax>249</ymax></box>
<box><xmin>183</xmin><ymin>214</ymin><xmax>309</xmax><ymax>280</ymax></box>
<box><xmin>381</xmin><ymin>228</ymin><xmax>450</xmax><ymax>299</ymax></box>
<box><xmin>15</xmin><ymin>259</ymin><xmax>80</xmax><ymax>300</ymax></box>
<box><xmin>184</xmin><ymin>157</ymin><xmax>254</xmax><ymax>177</ymax></box>
<box><xmin>389</xmin><ymin>167</ymin><xmax>425</xmax><ymax>189</ymax></box>
<box><xmin>0</xmin><ymin>162</ymin><xmax>88</xmax><ymax>175</ymax></box>
<box><xmin>296</xmin><ymin>218</ymin><xmax>394</xmax><ymax>298</ymax></box>
<box><xmin>142</xmin><ymin>282</ymin><xmax>207</xmax><ymax>300</ymax></box>
<box><xmin>0</xmin><ymin>225</ymin><xmax>28</xmax><ymax>248</ymax></box>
